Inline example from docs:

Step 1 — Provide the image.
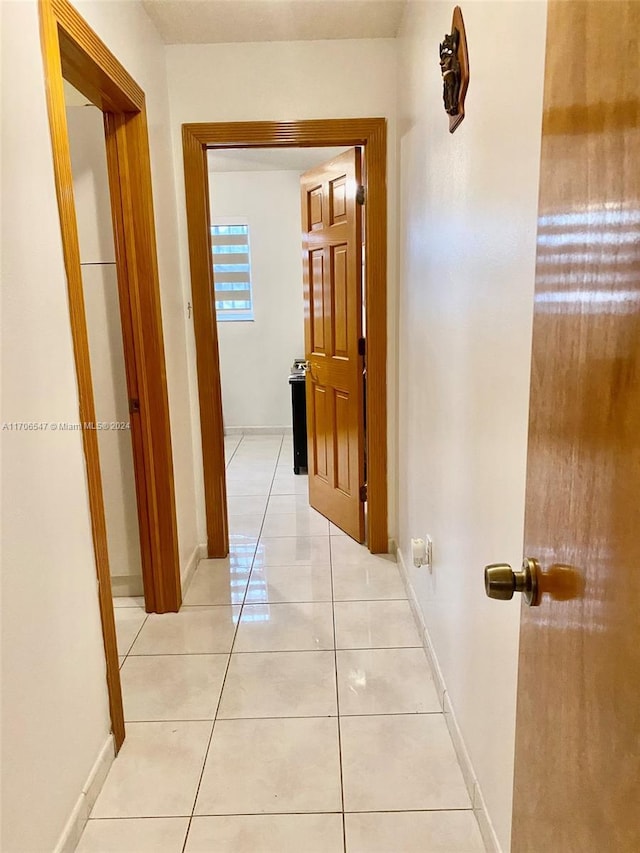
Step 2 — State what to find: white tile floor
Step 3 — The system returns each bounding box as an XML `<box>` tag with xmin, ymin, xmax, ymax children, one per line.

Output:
<box><xmin>82</xmin><ymin>434</ymin><xmax>485</xmax><ymax>852</ymax></box>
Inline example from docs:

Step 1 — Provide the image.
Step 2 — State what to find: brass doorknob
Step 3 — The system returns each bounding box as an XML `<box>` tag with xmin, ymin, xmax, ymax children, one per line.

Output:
<box><xmin>484</xmin><ymin>558</ymin><xmax>541</xmax><ymax>607</ymax></box>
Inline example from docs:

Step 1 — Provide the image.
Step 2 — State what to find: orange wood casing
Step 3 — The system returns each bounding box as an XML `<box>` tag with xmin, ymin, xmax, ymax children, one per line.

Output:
<box><xmin>182</xmin><ymin>120</ymin><xmax>388</xmax><ymax>554</ymax></box>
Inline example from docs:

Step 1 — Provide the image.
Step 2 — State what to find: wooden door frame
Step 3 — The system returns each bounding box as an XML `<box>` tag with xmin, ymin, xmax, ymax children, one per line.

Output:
<box><xmin>39</xmin><ymin>0</ymin><xmax>181</xmax><ymax>750</ymax></box>
<box><xmin>182</xmin><ymin>119</ymin><xmax>388</xmax><ymax>555</ymax></box>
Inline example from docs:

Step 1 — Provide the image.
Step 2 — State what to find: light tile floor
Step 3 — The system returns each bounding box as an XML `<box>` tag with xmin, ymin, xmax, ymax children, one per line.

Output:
<box><xmin>81</xmin><ymin>434</ymin><xmax>485</xmax><ymax>852</ymax></box>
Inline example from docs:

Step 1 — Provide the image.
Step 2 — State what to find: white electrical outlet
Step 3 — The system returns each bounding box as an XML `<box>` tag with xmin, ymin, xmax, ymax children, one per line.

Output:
<box><xmin>411</xmin><ymin>536</ymin><xmax>433</xmax><ymax>569</ymax></box>
<box><xmin>410</xmin><ymin>538</ymin><xmax>424</xmax><ymax>567</ymax></box>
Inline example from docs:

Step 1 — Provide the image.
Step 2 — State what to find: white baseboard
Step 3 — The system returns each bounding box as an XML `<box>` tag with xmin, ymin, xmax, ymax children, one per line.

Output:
<box><xmin>53</xmin><ymin>734</ymin><xmax>115</xmax><ymax>853</ymax></box>
<box><xmin>473</xmin><ymin>776</ymin><xmax>502</xmax><ymax>853</ymax></box>
<box><xmin>181</xmin><ymin>543</ymin><xmax>207</xmax><ymax>596</ymax></box>
<box><xmin>224</xmin><ymin>426</ymin><xmax>292</xmax><ymax>436</ymax></box>
<box><xmin>395</xmin><ymin>547</ymin><xmax>446</xmax><ymax>707</ymax></box>
<box><xmin>396</xmin><ymin>547</ymin><xmax>500</xmax><ymax>853</ymax></box>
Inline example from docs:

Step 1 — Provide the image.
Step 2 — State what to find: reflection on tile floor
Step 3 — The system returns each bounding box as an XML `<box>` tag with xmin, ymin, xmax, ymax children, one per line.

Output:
<box><xmin>87</xmin><ymin>434</ymin><xmax>484</xmax><ymax>852</ymax></box>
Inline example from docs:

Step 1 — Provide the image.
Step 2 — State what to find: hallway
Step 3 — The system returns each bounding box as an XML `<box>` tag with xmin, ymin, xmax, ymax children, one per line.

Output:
<box><xmin>79</xmin><ymin>435</ymin><xmax>484</xmax><ymax>852</ymax></box>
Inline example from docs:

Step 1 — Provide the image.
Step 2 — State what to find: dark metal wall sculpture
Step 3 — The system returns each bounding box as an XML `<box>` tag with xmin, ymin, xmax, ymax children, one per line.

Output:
<box><xmin>439</xmin><ymin>6</ymin><xmax>470</xmax><ymax>133</ymax></box>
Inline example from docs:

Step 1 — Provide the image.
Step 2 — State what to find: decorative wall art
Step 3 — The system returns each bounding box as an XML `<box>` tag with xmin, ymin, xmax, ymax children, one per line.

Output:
<box><xmin>439</xmin><ymin>6</ymin><xmax>470</xmax><ymax>133</ymax></box>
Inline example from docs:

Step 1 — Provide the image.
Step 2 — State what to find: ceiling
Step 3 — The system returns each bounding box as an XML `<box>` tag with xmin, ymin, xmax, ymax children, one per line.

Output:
<box><xmin>142</xmin><ymin>0</ymin><xmax>407</xmax><ymax>45</ymax></box>
<box><xmin>208</xmin><ymin>146</ymin><xmax>351</xmax><ymax>172</ymax></box>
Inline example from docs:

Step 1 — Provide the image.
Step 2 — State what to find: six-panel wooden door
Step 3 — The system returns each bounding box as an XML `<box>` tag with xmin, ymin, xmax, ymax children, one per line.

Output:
<box><xmin>300</xmin><ymin>149</ymin><xmax>365</xmax><ymax>542</ymax></box>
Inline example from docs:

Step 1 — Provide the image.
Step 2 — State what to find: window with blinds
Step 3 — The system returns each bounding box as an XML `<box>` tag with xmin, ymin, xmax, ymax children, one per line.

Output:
<box><xmin>211</xmin><ymin>224</ymin><xmax>254</xmax><ymax>321</ymax></box>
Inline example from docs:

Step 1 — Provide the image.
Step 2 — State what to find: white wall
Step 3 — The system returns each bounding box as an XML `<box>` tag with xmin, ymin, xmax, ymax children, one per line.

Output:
<box><xmin>66</xmin><ymin>104</ymin><xmax>144</xmax><ymax>596</ymax></box>
<box><xmin>0</xmin><ymin>1</ymin><xmax>199</xmax><ymax>848</ymax></box>
<box><xmin>396</xmin><ymin>2</ymin><xmax>547</xmax><ymax>849</ymax></box>
<box><xmin>1</xmin><ymin>4</ymin><xmax>112</xmax><ymax>850</ymax></box>
<box><xmin>166</xmin><ymin>37</ymin><xmax>398</xmax><ymax>539</ymax></box>
<box><xmin>210</xmin><ymin>169</ymin><xmax>305</xmax><ymax>429</ymax></box>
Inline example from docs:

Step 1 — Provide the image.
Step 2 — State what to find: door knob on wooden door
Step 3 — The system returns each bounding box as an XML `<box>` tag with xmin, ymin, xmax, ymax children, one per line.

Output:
<box><xmin>484</xmin><ymin>558</ymin><xmax>541</xmax><ymax>606</ymax></box>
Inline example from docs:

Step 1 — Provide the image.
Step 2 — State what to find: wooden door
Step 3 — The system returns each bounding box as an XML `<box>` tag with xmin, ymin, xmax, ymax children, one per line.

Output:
<box><xmin>511</xmin><ymin>2</ymin><xmax>640</xmax><ymax>850</ymax></box>
<box><xmin>301</xmin><ymin>149</ymin><xmax>365</xmax><ymax>541</ymax></box>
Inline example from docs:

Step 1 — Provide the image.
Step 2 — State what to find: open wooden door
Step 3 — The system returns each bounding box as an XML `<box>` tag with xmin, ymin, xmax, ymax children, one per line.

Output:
<box><xmin>497</xmin><ymin>2</ymin><xmax>640</xmax><ymax>849</ymax></box>
<box><xmin>301</xmin><ymin>149</ymin><xmax>365</xmax><ymax>542</ymax></box>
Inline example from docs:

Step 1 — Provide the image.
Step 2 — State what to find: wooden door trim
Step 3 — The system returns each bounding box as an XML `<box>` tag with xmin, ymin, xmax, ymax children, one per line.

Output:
<box><xmin>182</xmin><ymin>119</ymin><xmax>388</xmax><ymax>554</ymax></box>
<box><xmin>39</xmin><ymin>0</ymin><xmax>181</xmax><ymax>751</ymax></box>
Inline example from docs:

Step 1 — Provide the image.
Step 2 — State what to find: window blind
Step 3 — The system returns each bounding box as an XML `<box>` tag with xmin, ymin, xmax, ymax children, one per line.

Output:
<box><xmin>211</xmin><ymin>224</ymin><xmax>254</xmax><ymax>321</ymax></box>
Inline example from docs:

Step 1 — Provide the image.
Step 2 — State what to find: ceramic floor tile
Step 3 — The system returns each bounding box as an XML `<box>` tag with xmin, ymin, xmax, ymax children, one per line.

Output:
<box><xmin>276</xmin><ymin>457</ymin><xmax>303</xmax><ymax>469</ymax></box>
<box><xmin>91</xmin><ymin>722</ymin><xmax>212</xmax><ymax>818</ymax></box>
<box><xmin>332</xmin><ymin>563</ymin><xmax>408</xmax><ymax>601</ymax></box>
<box><xmin>185</xmin><ymin>814</ymin><xmax>344</xmax><ymax>853</ymax></box>
<box><xmin>330</xmin><ymin>536</ymin><xmax>396</xmax><ymax>568</ymax></box>
<box><xmin>228</xmin><ymin>456</ymin><xmax>276</xmax><ymax>470</ymax></box>
<box><xmin>188</xmin><ymin>546</ymin><xmax>257</xmax><ymax>575</ymax></box>
<box><xmin>227</xmin><ymin>534</ymin><xmax>261</xmax><ymax>555</ymax></box>
<box><xmin>197</xmin><ymin>547</ymin><xmax>257</xmax><ymax>570</ymax></box>
<box><xmin>261</xmin><ymin>511</ymin><xmax>330</xmax><ymax>538</ymax></box>
<box><xmin>82</xmin><ymin>436</ymin><xmax>480</xmax><ymax>850</ymax></box>
<box><xmin>77</xmin><ymin>818</ymin><xmax>189</xmax><ymax>852</ymax></box>
<box><xmin>226</xmin><ymin>540</ymin><xmax>259</xmax><ymax>564</ymax></box>
<box><xmin>336</xmin><ymin>648</ymin><xmax>440</xmax><ymax>715</ymax></box>
<box><xmin>130</xmin><ymin>607</ymin><xmax>240</xmax><ymax>655</ymax></box>
<box><xmin>340</xmin><ymin>714</ymin><xmax>471</xmax><ymax>812</ymax></box>
<box><xmin>234</xmin><ymin>602</ymin><xmax>334</xmax><ymax>652</ymax></box>
<box><xmin>112</xmin><ymin>596</ymin><xmax>146</xmax><ymax>609</ymax></box>
<box><xmin>246</xmin><ymin>564</ymin><xmax>332</xmax><ymax>604</ymax></box>
<box><xmin>121</xmin><ymin>654</ymin><xmax>228</xmax><ymax>721</ymax></box>
<box><xmin>183</xmin><ymin>562</ymin><xmax>250</xmax><ymax>607</ymax></box>
<box><xmin>270</xmin><ymin>474</ymin><xmax>310</xmax><ymax>495</ymax></box>
<box><xmin>114</xmin><ymin>609</ymin><xmax>147</xmax><ymax>656</ymax></box>
<box><xmin>218</xmin><ymin>651</ymin><xmax>337</xmax><ymax>719</ymax></box>
<box><xmin>230</xmin><ymin>444</ymin><xmax>279</xmax><ymax>454</ymax></box>
<box><xmin>227</xmin><ymin>469</ymin><xmax>275</xmax><ymax>480</ymax></box>
<box><xmin>226</xmin><ymin>481</ymin><xmax>272</xmax><ymax>497</ymax></box>
<box><xmin>276</xmin><ymin>461</ymin><xmax>301</xmax><ymax>475</ymax></box>
<box><xmin>271</xmin><ymin>466</ymin><xmax>305</xmax><ymax>478</ymax></box>
<box><xmin>267</xmin><ymin>494</ymin><xmax>313</xmax><ymax>514</ymax></box>
<box><xmin>344</xmin><ymin>810</ymin><xmax>484</xmax><ymax>853</ymax></box>
<box><xmin>227</xmin><ymin>474</ymin><xmax>271</xmax><ymax>497</ymax></box>
<box><xmin>248</xmin><ymin>450</ymin><xmax>282</xmax><ymax>456</ymax></box>
<box><xmin>195</xmin><ymin>717</ymin><xmax>342</xmax><ymax>815</ymax></box>
<box><xmin>255</xmin><ymin>535</ymin><xmax>331</xmax><ymax>567</ymax></box>
<box><xmin>334</xmin><ymin>600</ymin><xmax>422</xmax><ymax>649</ymax></box>
<box><xmin>231</xmin><ymin>454</ymin><xmax>279</xmax><ymax>464</ymax></box>
<box><xmin>226</xmin><ymin>466</ymin><xmax>276</xmax><ymax>481</ymax></box>
<box><xmin>226</xmin><ymin>495</ymin><xmax>268</xmax><ymax>516</ymax></box>
<box><xmin>226</xmin><ymin>513</ymin><xmax>264</xmax><ymax>538</ymax></box>
<box><xmin>238</xmin><ymin>434</ymin><xmax>284</xmax><ymax>442</ymax></box>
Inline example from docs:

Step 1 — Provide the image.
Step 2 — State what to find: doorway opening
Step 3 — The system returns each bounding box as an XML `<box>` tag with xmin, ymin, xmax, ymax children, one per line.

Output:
<box><xmin>182</xmin><ymin>120</ymin><xmax>388</xmax><ymax>559</ymax></box>
<box><xmin>207</xmin><ymin>145</ymin><xmax>366</xmax><ymax>545</ymax></box>
<box><xmin>40</xmin><ymin>0</ymin><xmax>181</xmax><ymax>749</ymax></box>
<box><xmin>63</xmin><ymin>79</ymin><xmax>152</xmax><ymax>698</ymax></box>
